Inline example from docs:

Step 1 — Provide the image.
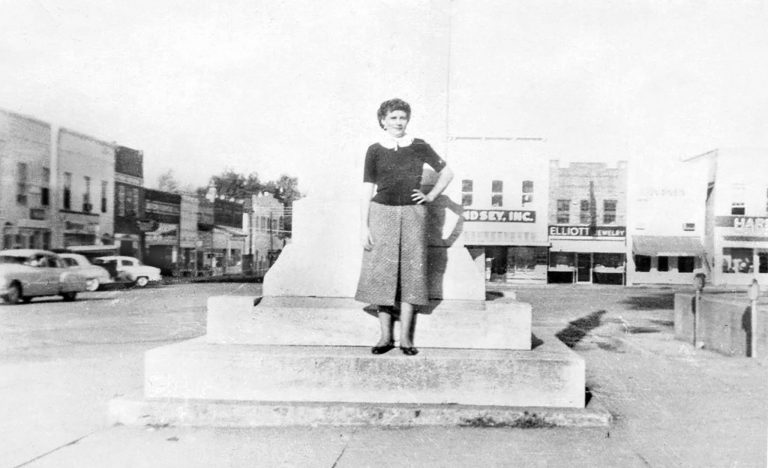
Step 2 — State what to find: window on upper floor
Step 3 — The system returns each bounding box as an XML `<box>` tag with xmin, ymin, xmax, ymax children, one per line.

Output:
<box><xmin>41</xmin><ymin>167</ymin><xmax>50</xmax><ymax>206</ymax></box>
<box><xmin>491</xmin><ymin>180</ymin><xmax>503</xmax><ymax>207</ymax></box>
<box><xmin>731</xmin><ymin>202</ymin><xmax>745</xmax><ymax>215</ymax></box>
<box><xmin>16</xmin><ymin>162</ymin><xmax>28</xmax><ymax>205</ymax></box>
<box><xmin>603</xmin><ymin>199</ymin><xmax>617</xmax><ymax>224</ymax></box>
<box><xmin>556</xmin><ymin>199</ymin><xmax>570</xmax><ymax>224</ymax></box>
<box><xmin>101</xmin><ymin>181</ymin><xmax>108</xmax><ymax>213</ymax></box>
<box><xmin>522</xmin><ymin>180</ymin><xmax>534</xmax><ymax>205</ymax></box>
<box><xmin>461</xmin><ymin>179</ymin><xmax>473</xmax><ymax>207</ymax></box>
<box><xmin>579</xmin><ymin>200</ymin><xmax>591</xmax><ymax>224</ymax></box>
<box><xmin>83</xmin><ymin>176</ymin><xmax>92</xmax><ymax>212</ymax></box>
<box><xmin>63</xmin><ymin>172</ymin><xmax>72</xmax><ymax>210</ymax></box>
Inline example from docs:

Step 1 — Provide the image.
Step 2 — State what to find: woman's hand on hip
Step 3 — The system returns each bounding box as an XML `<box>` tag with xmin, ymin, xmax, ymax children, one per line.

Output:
<box><xmin>412</xmin><ymin>189</ymin><xmax>434</xmax><ymax>204</ymax></box>
<box><xmin>362</xmin><ymin>226</ymin><xmax>374</xmax><ymax>250</ymax></box>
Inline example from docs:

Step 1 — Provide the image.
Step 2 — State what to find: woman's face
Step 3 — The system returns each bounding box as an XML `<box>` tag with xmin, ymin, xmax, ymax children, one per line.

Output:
<box><xmin>381</xmin><ymin>110</ymin><xmax>409</xmax><ymax>137</ymax></box>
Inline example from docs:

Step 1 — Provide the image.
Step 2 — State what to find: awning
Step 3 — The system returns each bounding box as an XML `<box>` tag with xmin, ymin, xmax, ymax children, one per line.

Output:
<box><xmin>632</xmin><ymin>236</ymin><xmax>704</xmax><ymax>256</ymax></box>
<box><xmin>549</xmin><ymin>239</ymin><xmax>626</xmax><ymax>253</ymax></box>
<box><xmin>214</xmin><ymin>225</ymin><xmax>248</xmax><ymax>237</ymax></box>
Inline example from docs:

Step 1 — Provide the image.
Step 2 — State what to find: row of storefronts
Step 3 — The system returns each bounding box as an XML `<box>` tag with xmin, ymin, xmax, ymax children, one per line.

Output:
<box><xmin>0</xmin><ymin>109</ymin><xmax>285</xmax><ymax>277</ymax></box>
<box><xmin>453</xmin><ymin>140</ymin><xmax>768</xmax><ymax>287</ymax></box>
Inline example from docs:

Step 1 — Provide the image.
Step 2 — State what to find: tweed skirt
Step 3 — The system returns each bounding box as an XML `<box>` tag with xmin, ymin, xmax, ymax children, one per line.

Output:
<box><xmin>355</xmin><ymin>202</ymin><xmax>429</xmax><ymax>306</ymax></box>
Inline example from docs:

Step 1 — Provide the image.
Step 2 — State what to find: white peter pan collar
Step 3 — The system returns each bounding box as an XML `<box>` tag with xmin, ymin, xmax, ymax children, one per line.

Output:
<box><xmin>378</xmin><ymin>133</ymin><xmax>414</xmax><ymax>151</ymax></box>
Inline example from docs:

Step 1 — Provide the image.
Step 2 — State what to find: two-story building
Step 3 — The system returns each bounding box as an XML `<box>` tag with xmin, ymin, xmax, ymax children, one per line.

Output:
<box><xmin>243</xmin><ymin>192</ymin><xmax>285</xmax><ymax>275</ymax></box>
<box><xmin>548</xmin><ymin>161</ymin><xmax>628</xmax><ymax>284</ymax></box>
<box><xmin>114</xmin><ymin>146</ymin><xmax>145</xmax><ymax>259</ymax></box>
<box><xmin>0</xmin><ymin>109</ymin><xmax>52</xmax><ymax>250</ymax></box>
<box><xmin>684</xmin><ymin>148</ymin><xmax>768</xmax><ymax>286</ymax></box>
<box><xmin>449</xmin><ymin>137</ymin><xmax>550</xmax><ymax>283</ymax></box>
<box><xmin>143</xmin><ymin>188</ymin><xmax>181</xmax><ymax>273</ymax></box>
<box><xmin>626</xmin><ymin>162</ymin><xmax>707</xmax><ymax>285</ymax></box>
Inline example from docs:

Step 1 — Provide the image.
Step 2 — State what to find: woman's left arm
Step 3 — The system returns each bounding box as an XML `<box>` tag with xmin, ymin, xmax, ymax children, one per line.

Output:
<box><xmin>413</xmin><ymin>166</ymin><xmax>454</xmax><ymax>204</ymax></box>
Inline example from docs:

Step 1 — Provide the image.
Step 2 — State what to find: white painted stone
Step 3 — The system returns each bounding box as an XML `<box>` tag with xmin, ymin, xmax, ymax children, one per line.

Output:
<box><xmin>144</xmin><ymin>335</ymin><xmax>585</xmax><ymax>408</ymax></box>
<box><xmin>206</xmin><ymin>296</ymin><xmax>532</xmax><ymax>350</ymax></box>
<box><xmin>263</xmin><ymin>194</ymin><xmax>485</xmax><ymax>301</ymax></box>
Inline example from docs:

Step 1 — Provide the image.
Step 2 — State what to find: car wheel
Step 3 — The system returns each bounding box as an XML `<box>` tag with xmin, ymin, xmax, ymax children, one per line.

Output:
<box><xmin>86</xmin><ymin>278</ymin><xmax>100</xmax><ymax>292</ymax></box>
<box><xmin>3</xmin><ymin>283</ymin><xmax>21</xmax><ymax>305</ymax></box>
<box><xmin>61</xmin><ymin>291</ymin><xmax>78</xmax><ymax>302</ymax></box>
<box><xmin>135</xmin><ymin>276</ymin><xmax>149</xmax><ymax>288</ymax></box>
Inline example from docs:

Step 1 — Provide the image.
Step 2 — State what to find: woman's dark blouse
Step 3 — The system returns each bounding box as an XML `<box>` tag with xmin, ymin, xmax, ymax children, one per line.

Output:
<box><xmin>363</xmin><ymin>139</ymin><xmax>447</xmax><ymax>206</ymax></box>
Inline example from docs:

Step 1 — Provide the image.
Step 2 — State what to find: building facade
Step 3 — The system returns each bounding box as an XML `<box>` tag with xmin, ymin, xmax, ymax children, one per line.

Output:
<box><xmin>212</xmin><ymin>198</ymin><xmax>246</xmax><ymax>275</ymax></box>
<box><xmin>450</xmin><ymin>138</ymin><xmax>550</xmax><ymax>283</ymax></box>
<box><xmin>143</xmin><ymin>188</ymin><xmax>181</xmax><ymax>273</ymax></box>
<box><xmin>685</xmin><ymin>148</ymin><xmax>768</xmax><ymax>286</ymax></box>
<box><xmin>114</xmin><ymin>146</ymin><xmax>145</xmax><ymax>259</ymax></box>
<box><xmin>626</xmin><ymin>164</ymin><xmax>707</xmax><ymax>285</ymax></box>
<box><xmin>548</xmin><ymin>161</ymin><xmax>628</xmax><ymax>284</ymax></box>
<box><xmin>0</xmin><ymin>110</ymin><xmax>53</xmax><ymax>250</ymax></box>
<box><xmin>244</xmin><ymin>192</ymin><xmax>286</xmax><ymax>274</ymax></box>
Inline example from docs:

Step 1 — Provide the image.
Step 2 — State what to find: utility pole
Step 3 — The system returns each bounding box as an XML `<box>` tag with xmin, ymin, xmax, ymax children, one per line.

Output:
<box><xmin>49</xmin><ymin>125</ymin><xmax>62</xmax><ymax>248</ymax></box>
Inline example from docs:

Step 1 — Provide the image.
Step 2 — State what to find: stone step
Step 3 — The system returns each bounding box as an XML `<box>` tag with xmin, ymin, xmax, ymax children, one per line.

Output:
<box><xmin>144</xmin><ymin>334</ymin><xmax>583</xmax><ymax>408</ymax></box>
<box><xmin>109</xmin><ymin>396</ymin><xmax>611</xmax><ymax>428</ymax></box>
<box><xmin>206</xmin><ymin>295</ymin><xmax>532</xmax><ymax>350</ymax></box>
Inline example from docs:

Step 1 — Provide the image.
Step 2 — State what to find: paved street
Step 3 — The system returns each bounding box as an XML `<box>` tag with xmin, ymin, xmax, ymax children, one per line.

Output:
<box><xmin>1</xmin><ymin>283</ymin><xmax>766</xmax><ymax>467</ymax></box>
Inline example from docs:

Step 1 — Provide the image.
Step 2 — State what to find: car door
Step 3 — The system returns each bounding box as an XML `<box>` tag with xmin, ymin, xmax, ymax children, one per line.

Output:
<box><xmin>21</xmin><ymin>255</ymin><xmax>48</xmax><ymax>296</ymax></box>
<box><xmin>40</xmin><ymin>254</ymin><xmax>64</xmax><ymax>294</ymax></box>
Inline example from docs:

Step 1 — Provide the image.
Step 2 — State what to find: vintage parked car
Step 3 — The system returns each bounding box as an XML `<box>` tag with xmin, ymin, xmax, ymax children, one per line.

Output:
<box><xmin>0</xmin><ymin>249</ymin><xmax>89</xmax><ymax>304</ymax></box>
<box><xmin>92</xmin><ymin>255</ymin><xmax>162</xmax><ymax>287</ymax></box>
<box><xmin>58</xmin><ymin>253</ymin><xmax>113</xmax><ymax>291</ymax></box>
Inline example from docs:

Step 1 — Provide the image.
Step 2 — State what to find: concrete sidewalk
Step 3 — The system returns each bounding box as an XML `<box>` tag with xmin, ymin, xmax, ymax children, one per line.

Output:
<box><xmin>3</xmin><ymin>286</ymin><xmax>767</xmax><ymax>467</ymax></box>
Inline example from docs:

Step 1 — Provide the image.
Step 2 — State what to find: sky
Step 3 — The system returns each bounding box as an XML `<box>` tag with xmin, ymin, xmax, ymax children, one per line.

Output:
<box><xmin>2</xmin><ymin>0</ymin><xmax>767</xmax><ymax>197</ymax></box>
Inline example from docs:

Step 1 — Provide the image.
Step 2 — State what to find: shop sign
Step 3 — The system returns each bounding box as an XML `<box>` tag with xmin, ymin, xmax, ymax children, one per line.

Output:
<box><xmin>137</xmin><ymin>219</ymin><xmax>159</xmax><ymax>232</ymax></box>
<box><xmin>64</xmin><ymin>221</ymin><xmax>98</xmax><ymax>234</ymax></box>
<box><xmin>715</xmin><ymin>216</ymin><xmax>768</xmax><ymax>233</ymax></box>
<box><xmin>549</xmin><ymin>225</ymin><xmax>626</xmax><ymax>238</ymax></box>
<box><xmin>29</xmin><ymin>208</ymin><xmax>46</xmax><ymax>220</ymax></box>
<box><xmin>463</xmin><ymin>209</ymin><xmax>536</xmax><ymax>223</ymax></box>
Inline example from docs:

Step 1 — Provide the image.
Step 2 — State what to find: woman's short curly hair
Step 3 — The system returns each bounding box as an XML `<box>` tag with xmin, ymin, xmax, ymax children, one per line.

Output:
<box><xmin>377</xmin><ymin>98</ymin><xmax>411</xmax><ymax>129</ymax></box>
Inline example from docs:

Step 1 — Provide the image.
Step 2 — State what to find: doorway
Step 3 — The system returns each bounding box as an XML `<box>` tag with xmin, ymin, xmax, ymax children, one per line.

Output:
<box><xmin>576</xmin><ymin>253</ymin><xmax>592</xmax><ymax>283</ymax></box>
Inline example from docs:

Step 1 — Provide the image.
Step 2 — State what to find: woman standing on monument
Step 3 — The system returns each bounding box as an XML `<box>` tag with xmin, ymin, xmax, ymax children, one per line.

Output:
<box><xmin>355</xmin><ymin>98</ymin><xmax>454</xmax><ymax>356</ymax></box>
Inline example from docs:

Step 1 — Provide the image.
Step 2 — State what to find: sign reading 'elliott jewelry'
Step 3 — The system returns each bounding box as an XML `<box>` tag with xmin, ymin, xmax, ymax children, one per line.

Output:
<box><xmin>549</xmin><ymin>225</ymin><xmax>626</xmax><ymax>238</ymax></box>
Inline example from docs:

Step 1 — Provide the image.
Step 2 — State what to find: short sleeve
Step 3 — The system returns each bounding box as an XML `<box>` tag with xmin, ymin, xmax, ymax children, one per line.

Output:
<box><xmin>363</xmin><ymin>145</ymin><xmax>377</xmax><ymax>183</ymax></box>
<box><xmin>419</xmin><ymin>142</ymin><xmax>447</xmax><ymax>172</ymax></box>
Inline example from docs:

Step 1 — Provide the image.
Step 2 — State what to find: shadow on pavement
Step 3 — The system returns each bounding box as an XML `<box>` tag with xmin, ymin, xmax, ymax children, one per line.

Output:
<box><xmin>619</xmin><ymin>293</ymin><xmax>675</xmax><ymax>310</ymax></box>
<box><xmin>556</xmin><ymin>310</ymin><xmax>607</xmax><ymax>348</ymax></box>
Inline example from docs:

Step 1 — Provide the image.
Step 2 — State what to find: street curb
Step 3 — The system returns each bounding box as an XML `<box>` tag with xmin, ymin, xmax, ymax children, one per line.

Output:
<box><xmin>109</xmin><ymin>394</ymin><xmax>611</xmax><ymax>428</ymax></box>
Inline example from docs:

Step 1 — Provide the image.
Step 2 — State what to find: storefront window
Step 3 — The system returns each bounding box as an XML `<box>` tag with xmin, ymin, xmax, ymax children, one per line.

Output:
<box><xmin>678</xmin><ymin>256</ymin><xmax>695</xmax><ymax>273</ymax></box>
<box><xmin>658</xmin><ymin>256</ymin><xmax>669</xmax><ymax>272</ymax></box>
<box><xmin>722</xmin><ymin>248</ymin><xmax>753</xmax><ymax>273</ymax></box>
<box><xmin>549</xmin><ymin>252</ymin><xmax>575</xmax><ymax>269</ymax></box>
<box><xmin>594</xmin><ymin>253</ymin><xmax>624</xmax><ymax>270</ymax></box>
<box><xmin>759</xmin><ymin>252</ymin><xmax>768</xmax><ymax>274</ymax></box>
<box><xmin>634</xmin><ymin>255</ymin><xmax>651</xmax><ymax>272</ymax></box>
<box><xmin>506</xmin><ymin>247</ymin><xmax>547</xmax><ymax>280</ymax></box>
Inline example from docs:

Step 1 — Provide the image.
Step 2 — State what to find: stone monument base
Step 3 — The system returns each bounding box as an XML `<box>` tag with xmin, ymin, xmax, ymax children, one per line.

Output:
<box><xmin>109</xmin><ymin>295</ymin><xmax>608</xmax><ymax>427</ymax></box>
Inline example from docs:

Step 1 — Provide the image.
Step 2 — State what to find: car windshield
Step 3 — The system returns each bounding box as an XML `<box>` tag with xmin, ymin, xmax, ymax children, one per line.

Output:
<box><xmin>0</xmin><ymin>255</ymin><xmax>26</xmax><ymax>264</ymax></box>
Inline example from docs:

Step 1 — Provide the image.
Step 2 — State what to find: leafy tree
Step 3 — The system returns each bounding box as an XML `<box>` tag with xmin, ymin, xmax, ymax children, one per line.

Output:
<box><xmin>157</xmin><ymin>169</ymin><xmax>180</xmax><ymax>193</ymax></box>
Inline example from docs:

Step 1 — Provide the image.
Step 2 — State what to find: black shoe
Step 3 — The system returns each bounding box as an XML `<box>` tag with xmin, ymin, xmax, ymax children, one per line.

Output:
<box><xmin>371</xmin><ymin>342</ymin><xmax>395</xmax><ymax>354</ymax></box>
<box><xmin>400</xmin><ymin>346</ymin><xmax>419</xmax><ymax>356</ymax></box>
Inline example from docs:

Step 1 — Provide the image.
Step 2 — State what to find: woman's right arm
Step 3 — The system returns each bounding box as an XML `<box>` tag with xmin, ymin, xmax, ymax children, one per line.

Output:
<box><xmin>361</xmin><ymin>182</ymin><xmax>375</xmax><ymax>249</ymax></box>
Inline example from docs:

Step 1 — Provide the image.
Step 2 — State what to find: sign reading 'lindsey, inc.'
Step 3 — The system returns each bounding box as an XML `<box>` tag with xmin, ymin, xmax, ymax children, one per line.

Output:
<box><xmin>549</xmin><ymin>225</ymin><xmax>626</xmax><ymax>238</ymax></box>
<box><xmin>463</xmin><ymin>209</ymin><xmax>536</xmax><ymax>223</ymax></box>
